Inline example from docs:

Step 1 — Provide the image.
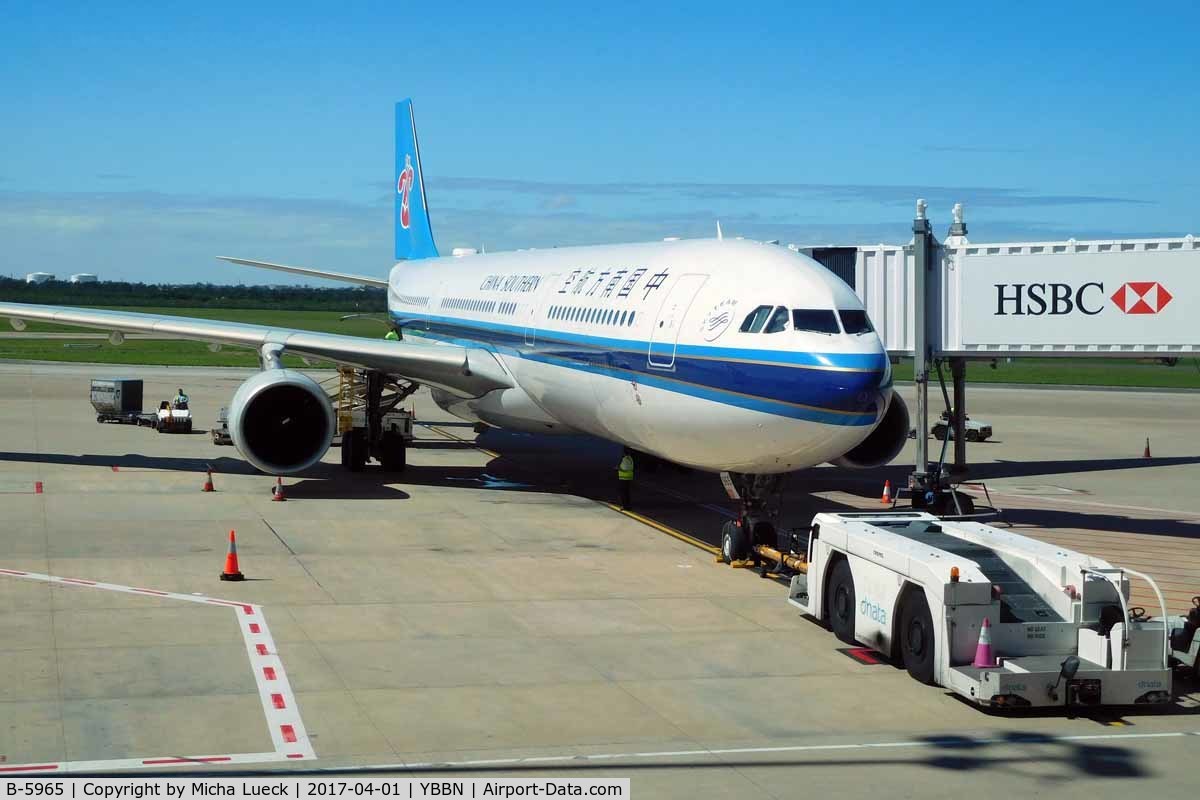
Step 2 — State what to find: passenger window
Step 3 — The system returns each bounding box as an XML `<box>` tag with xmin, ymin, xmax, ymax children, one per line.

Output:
<box><xmin>763</xmin><ymin>306</ymin><xmax>790</xmax><ymax>334</ymax></box>
<box><xmin>839</xmin><ymin>309</ymin><xmax>874</xmax><ymax>334</ymax></box>
<box><xmin>792</xmin><ymin>309</ymin><xmax>841</xmax><ymax>334</ymax></box>
<box><xmin>739</xmin><ymin>304</ymin><xmax>774</xmax><ymax>333</ymax></box>
<box><xmin>628</xmin><ymin>311</ymin><xmax>636</xmax><ymax>326</ymax></box>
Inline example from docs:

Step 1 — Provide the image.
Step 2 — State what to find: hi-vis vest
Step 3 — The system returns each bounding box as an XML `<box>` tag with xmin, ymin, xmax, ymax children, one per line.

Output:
<box><xmin>617</xmin><ymin>455</ymin><xmax>634</xmax><ymax>481</ymax></box>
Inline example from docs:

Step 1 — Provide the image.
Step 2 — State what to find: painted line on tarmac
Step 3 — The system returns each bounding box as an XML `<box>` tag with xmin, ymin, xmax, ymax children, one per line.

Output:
<box><xmin>962</xmin><ymin>485</ymin><xmax>1200</xmax><ymax>518</ymax></box>
<box><xmin>329</xmin><ymin>730</ymin><xmax>1200</xmax><ymax>773</ymax></box>
<box><xmin>0</xmin><ymin>568</ymin><xmax>316</xmax><ymax>774</ymax></box>
<box><xmin>602</xmin><ymin>504</ymin><xmax>720</xmax><ymax>556</ymax></box>
<box><xmin>421</xmin><ymin>423</ymin><xmax>500</xmax><ymax>458</ymax></box>
<box><xmin>418</xmin><ymin>421</ymin><xmax>727</xmax><ymax>555</ymax></box>
<box><xmin>416</xmin><ymin>420</ymin><xmax>741</xmax><ymax>558</ymax></box>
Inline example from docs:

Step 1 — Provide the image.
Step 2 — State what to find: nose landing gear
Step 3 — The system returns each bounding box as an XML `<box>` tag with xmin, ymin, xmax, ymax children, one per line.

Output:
<box><xmin>718</xmin><ymin>472</ymin><xmax>784</xmax><ymax>564</ymax></box>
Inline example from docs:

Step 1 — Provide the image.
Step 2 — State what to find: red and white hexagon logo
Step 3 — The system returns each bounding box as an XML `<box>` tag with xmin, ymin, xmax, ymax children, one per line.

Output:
<box><xmin>1110</xmin><ymin>281</ymin><xmax>1173</xmax><ymax>314</ymax></box>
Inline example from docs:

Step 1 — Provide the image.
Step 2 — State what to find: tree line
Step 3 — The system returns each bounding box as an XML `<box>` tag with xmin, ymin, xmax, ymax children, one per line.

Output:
<box><xmin>0</xmin><ymin>278</ymin><xmax>387</xmax><ymax>311</ymax></box>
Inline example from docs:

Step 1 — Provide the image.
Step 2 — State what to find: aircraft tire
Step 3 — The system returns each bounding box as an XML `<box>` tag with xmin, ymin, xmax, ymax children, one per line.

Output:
<box><xmin>720</xmin><ymin>520</ymin><xmax>748</xmax><ymax>563</ymax></box>
<box><xmin>380</xmin><ymin>432</ymin><xmax>406</xmax><ymax>472</ymax></box>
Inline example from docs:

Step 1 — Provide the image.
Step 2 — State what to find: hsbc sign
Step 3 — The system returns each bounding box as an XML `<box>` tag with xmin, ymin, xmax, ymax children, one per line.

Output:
<box><xmin>993</xmin><ymin>280</ymin><xmax>1173</xmax><ymax>317</ymax></box>
<box><xmin>955</xmin><ymin>249</ymin><xmax>1198</xmax><ymax>348</ymax></box>
<box><xmin>1110</xmin><ymin>282</ymin><xmax>1172</xmax><ymax>314</ymax></box>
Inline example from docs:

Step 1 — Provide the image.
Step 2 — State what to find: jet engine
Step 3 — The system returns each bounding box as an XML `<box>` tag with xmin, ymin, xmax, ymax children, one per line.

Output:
<box><xmin>831</xmin><ymin>394</ymin><xmax>910</xmax><ymax>470</ymax></box>
<box><xmin>228</xmin><ymin>369</ymin><xmax>336</xmax><ymax>474</ymax></box>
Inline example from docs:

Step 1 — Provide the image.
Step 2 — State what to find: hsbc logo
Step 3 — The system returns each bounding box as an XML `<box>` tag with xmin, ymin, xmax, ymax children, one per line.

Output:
<box><xmin>994</xmin><ymin>281</ymin><xmax>1172</xmax><ymax>316</ymax></box>
<box><xmin>1110</xmin><ymin>281</ymin><xmax>1173</xmax><ymax>314</ymax></box>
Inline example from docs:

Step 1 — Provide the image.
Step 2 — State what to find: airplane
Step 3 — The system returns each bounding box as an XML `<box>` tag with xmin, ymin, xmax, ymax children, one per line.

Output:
<box><xmin>0</xmin><ymin>99</ymin><xmax>910</xmax><ymax>552</ymax></box>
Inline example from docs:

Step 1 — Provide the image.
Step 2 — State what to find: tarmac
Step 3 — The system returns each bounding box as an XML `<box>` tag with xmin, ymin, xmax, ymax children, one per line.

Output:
<box><xmin>0</xmin><ymin>361</ymin><xmax>1197</xmax><ymax>797</ymax></box>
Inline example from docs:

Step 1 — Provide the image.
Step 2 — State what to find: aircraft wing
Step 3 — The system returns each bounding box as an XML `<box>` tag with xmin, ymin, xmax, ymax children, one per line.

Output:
<box><xmin>0</xmin><ymin>302</ymin><xmax>511</xmax><ymax>398</ymax></box>
<box><xmin>216</xmin><ymin>257</ymin><xmax>389</xmax><ymax>288</ymax></box>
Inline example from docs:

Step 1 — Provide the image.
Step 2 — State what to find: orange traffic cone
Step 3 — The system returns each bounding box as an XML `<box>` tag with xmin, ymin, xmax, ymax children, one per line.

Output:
<box><xmin>880</xmin><ymin>480</ymin><xmax>892</xmax><ymax>505</ymax></box>
<box><xmin>220</xmin><ymin>530</ymin><xmax>244</xmax><ymax>581</ymax></box>
<box><xmin>973</xmin><ymin>617</ymin><xmax>995</xmax><ymax>667</ymax></box>
<box><xmin>271</xmin><ymin>476</ymin><xmax>287</xmax><ymax>502</ymax></box>
<box><xmin>202</xmin><ymin>469</ymin><xmax>215</xmax><ymax>493</ymax></box>
<box><xmin>1143</xmin><ymin>437</ymin><xmax>1151</xmax><ymax>459</ymax></box>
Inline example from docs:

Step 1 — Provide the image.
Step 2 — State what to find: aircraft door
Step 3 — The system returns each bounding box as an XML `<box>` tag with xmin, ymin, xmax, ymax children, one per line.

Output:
<box><xmin>524</xmin><ymin>273</ymin><xmax>560</xmax><ymax>346</ymax></box>
<box><xmin>648</xmin><ymin>273</ymin><xmax>708</xmax><ymax>369</ymax></box>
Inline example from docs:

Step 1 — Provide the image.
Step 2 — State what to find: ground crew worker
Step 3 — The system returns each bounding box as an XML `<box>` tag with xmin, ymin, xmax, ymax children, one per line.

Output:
<box><xmin>385</xmin><ymin>329</ymin><xmax>400</xmax><ymax>341</ymax></box>
<box><xmin>173</xmin><ymin>387</ymin><xmax>189</xmax><ymax>409</ymax></box>
<box><xmin>617</xmin><ymin>450</ymin><xmax>634</xmax><ymax>510</ymax></box>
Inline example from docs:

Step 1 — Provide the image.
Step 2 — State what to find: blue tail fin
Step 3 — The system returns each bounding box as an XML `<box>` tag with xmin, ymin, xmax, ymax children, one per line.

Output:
<box><xmin>394</xmin><ymin>99</ymin><xmax>439</xmax><ymax>261</ymax></box>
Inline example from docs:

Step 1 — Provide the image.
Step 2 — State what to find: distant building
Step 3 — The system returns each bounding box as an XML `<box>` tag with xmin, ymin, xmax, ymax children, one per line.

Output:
<box><xmin>25</xmin><ymin>272</ymin><xmax>54</xmax><ymax>284</ymax></box>
<box><xmin>69</xmin><ymin>273</ymin><xmax>98</xmax><ymax>283</ymax></box>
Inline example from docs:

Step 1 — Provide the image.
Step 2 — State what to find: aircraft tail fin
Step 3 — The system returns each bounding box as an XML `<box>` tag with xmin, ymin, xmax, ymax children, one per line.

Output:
<box><xmin>394</xmin><ymin>99</ymin><xmax>439</xmax><ymax>261</ymax></box>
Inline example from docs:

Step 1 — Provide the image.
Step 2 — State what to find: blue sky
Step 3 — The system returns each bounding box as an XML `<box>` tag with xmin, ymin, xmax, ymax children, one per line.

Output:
<box><xmin>1</xmin><ymin>1</ymin><xmax>1196</xmax><ymax>284</ymax></box>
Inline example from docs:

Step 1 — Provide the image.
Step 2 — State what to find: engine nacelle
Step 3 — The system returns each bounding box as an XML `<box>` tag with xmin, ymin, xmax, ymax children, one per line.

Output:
<box><xmin>228</xmin><ymin>369</ymin><xmax>335</xmax><ymax>474</ymax></box>
<box><xmin>832</xmin><ymin>393</ymin><xmax>910</xmax><ymax>470</ymax></box>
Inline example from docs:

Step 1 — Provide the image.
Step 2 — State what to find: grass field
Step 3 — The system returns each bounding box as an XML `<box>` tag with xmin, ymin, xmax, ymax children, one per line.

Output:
<box><xmin>891</xmin><ymin>358</ymin><xmax>1200</xmax><ymax>389</ymax></box>
<box><xmin>2</xmin><ymin>306</ymin><xmax>1198</xmax><ymax>387</ymax></box>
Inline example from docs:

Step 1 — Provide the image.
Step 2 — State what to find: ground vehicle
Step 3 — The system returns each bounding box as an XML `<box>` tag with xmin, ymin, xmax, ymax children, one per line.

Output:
<box><xmin>727</xmin><ymin>512</ymin><xmax>1174</xmax><ymax>708</ymax></box>
<box><xmin>1165</xmin><ymin>596</ymin><xmax>1200</xmax><ymax>678</ymax></box>
<box><xmin>91</xmin><ymin>378</ymin><xmax>154</xmax><ymax>426</ymax></box>
<box><xmin>156</xmin><ymin>400</ymin><xmax>192</xmax><ymax>433</ymax></box>
<box><xmin>932</xmin><ymin>411</ymin><xmax>992</xmax><ymax>442</ymax></box>
<box><xmin>211</xmin><ymin>406</ymin><xmax>232</xmax><ymax>445</ymax></box>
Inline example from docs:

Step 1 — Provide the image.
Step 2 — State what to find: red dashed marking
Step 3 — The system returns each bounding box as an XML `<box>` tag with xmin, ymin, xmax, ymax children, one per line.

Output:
<box><xmin>249</xmin><ymin>623</ymin><xmax>261</xmax><ymax>633</ymax></box>
<box><xmin>60</xmin><ymin>578</ymin><xmax>97</xmax><ymax>586</ymax></box>
<box><xmin>263</xmin><ymin>667</ymin><xmax>277</xmax><ymax>681</ymax></box>
<box><xmin>132</xmin><ymin>588</ymin><xmax>169</xmax><ymax>596</ymax></box>
<box><xmin>271</xmin><ymin>693</ymin><xmax>285</xmax><ymax>709</ymax></box>
<box><xmin>256</xmin><ymin>644</ymin><xmax>269</xmax><ymax>656</ymax></box>
<box><xmin>206</xmin><ymin>599</ymin><xmax>256</xmax><ymax>615</ymax></box>
<box><xmin>142</xmin><ymin>757</ymin><xmax>232</xmax><ymax>766</ymax></box>
<box><xmin>286</xmin><ymin>754</ymin><xmax>305</xmax><ymax>759</ymax></box>
<box><xmin>34</xmin><ymin>482</ymin><xmax>43</xmax><ymax>494</ymax></box>
<box><xmin>0</xmin><ymin>569</ymin><xmax>28</xmax><ymax>576</ymax></box>
<box><xmin>280</xmin><ymin>725</ymin><xmax>297</xmax><ymax>743</ymax></box>
<box><xmin>840</xmin><ymin>647</ymin><xmax>884</xmax><ymax>665</ymax></box>
<box><xmin>0</xmin><ymin>764</ymin><xmax>58</xmax><ymax>773</ymax></box>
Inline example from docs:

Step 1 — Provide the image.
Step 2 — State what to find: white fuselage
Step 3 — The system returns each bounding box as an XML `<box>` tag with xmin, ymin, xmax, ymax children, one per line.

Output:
<box><xmin>388</xmin><ymin>238</ymin><xmax>893</xmax><ymax>474</ymax></box>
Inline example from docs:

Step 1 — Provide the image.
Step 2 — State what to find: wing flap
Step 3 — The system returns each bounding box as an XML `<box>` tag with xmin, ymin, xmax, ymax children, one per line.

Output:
<box><xmin>0</xmin><ymin>302</ymin><xmax>510</xmax><ymax>398</ymax></box>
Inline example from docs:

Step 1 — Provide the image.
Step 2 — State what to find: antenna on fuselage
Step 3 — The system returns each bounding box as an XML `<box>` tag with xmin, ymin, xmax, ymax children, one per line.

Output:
<box><xmin>716</xmin><ymin>221</ymin><xmax>723</xmax><ymax>241</ymax></box>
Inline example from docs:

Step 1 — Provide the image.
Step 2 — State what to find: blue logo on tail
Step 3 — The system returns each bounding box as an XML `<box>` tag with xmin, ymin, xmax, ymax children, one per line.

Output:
<box><xmin>394</xmin><ymin>99</ymin><xmax>439</xmax><ymax>261</ymax></box>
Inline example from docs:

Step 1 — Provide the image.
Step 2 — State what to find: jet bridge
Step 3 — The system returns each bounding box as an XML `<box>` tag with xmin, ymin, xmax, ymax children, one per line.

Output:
<box><xmin>792</xmin><ymin>204</ymin><xmax>1199</xmax><ymax>503</ymax></box>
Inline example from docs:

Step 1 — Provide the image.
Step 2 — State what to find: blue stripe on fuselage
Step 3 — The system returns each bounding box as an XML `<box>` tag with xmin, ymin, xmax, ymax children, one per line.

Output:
<box><xmin>393</xmin><ymin>311</ymin><xmax>888</xmax><ymax>426</ymax></box>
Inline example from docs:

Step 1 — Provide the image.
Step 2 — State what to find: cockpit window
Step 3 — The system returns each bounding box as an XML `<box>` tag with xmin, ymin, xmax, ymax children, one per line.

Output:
<box><xmin>839</xmin><ymin>309</ymin><xmax>874</xmax><ymax>334</ymax></box>
<box><xmin>792</xmin><ymin>309</ymin><xmax>840</xmax><ymax>334</ymax></box>
<box><xmin>738</xmin><ymin>304</ymin><xmax>774</xmax><ymax>333</ymax></box>
<box><xmin>763</xmin><ymin>306</ymin><xmax>790</xmax><ymax>334</ymax></box>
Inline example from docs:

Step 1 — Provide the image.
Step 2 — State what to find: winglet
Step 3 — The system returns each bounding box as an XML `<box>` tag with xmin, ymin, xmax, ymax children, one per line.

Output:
<box><xmin>395</xmin><ymin>99</ymin><xmax>439</xmax><ymax>261</ymax></box>
<box><xmin>716</xmin><ymin>220</ymin><xmax>723</xmax><ymax>241</ymax></box>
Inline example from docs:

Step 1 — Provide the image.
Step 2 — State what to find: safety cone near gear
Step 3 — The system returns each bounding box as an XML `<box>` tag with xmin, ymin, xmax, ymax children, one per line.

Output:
<box><xmin>880</xmin><ymin>480</ymin><xmax>892</xmax><ymax>505</ymax></box>
<box><xmin>271</xmin><ymin>476</ymin><xmax>287</xmax><ymax>501</ymax></box>
<box><xmin>220</xmin><ymin>529</ymin><xmax>244</xmax><ymax>581</ymax></box>
<box><xmin>202</xmin><ymin>469</ymin><xmax>215</xmax><ymax>493</ymax></box>
<box><xmin>973</xmin><ymin>617</ymin><xmax>996</xmax><ymax>667</ymax></box>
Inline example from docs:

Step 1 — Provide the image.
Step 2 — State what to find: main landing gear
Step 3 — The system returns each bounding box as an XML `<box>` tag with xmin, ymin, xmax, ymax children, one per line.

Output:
<box><xmin>338</xmin><ymin>369</ymin><xmax>416</xmax><ymax>473</ymax></box>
